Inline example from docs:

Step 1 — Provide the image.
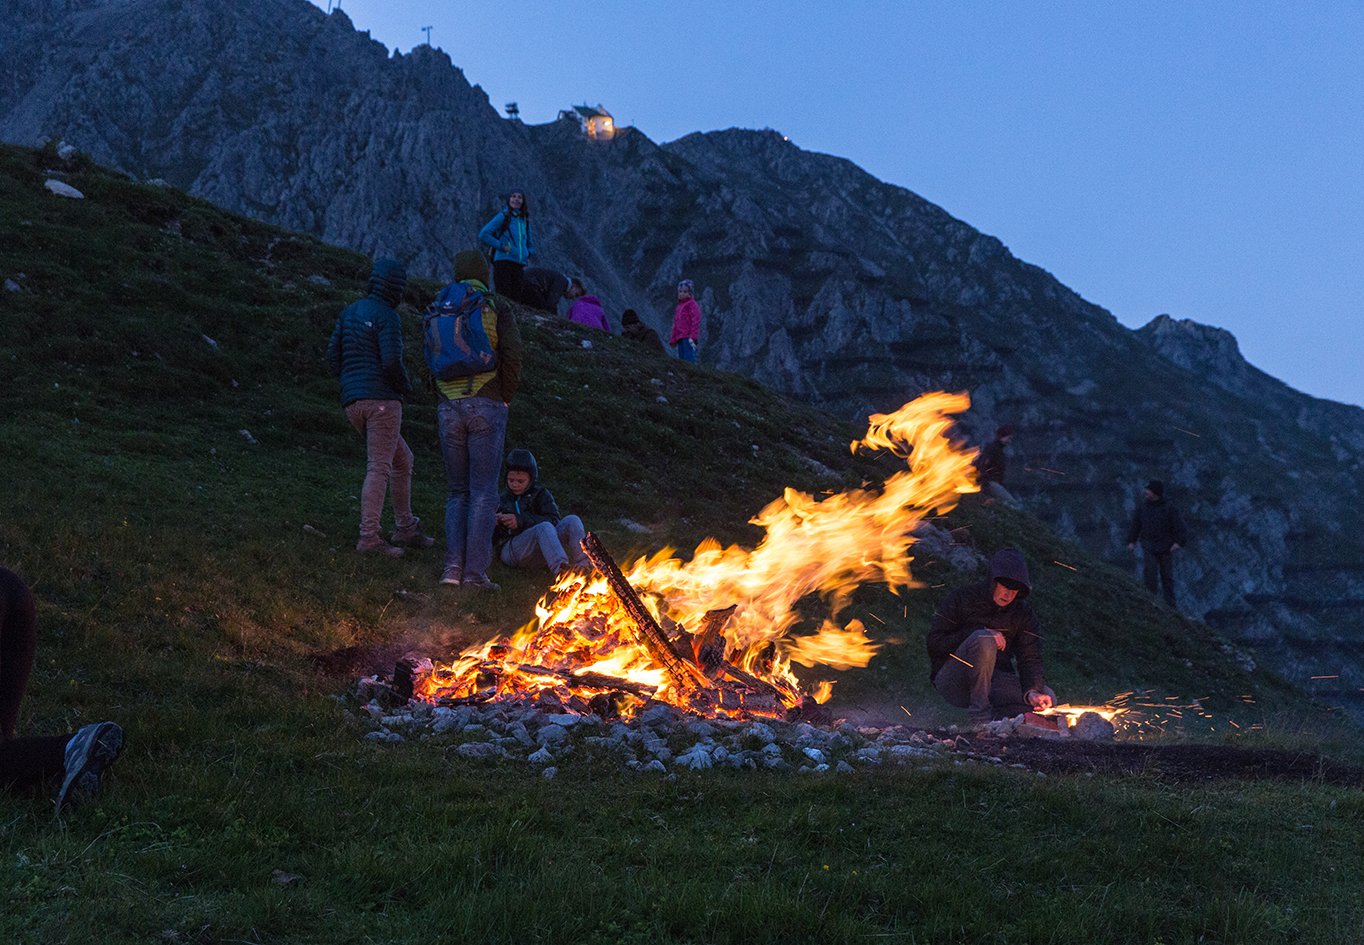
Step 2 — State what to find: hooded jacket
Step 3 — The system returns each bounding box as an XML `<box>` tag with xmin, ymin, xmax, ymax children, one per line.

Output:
<box><xmin>567</xmin><ymin>295</ymin><xmax>610</xmax><ymax>332</ymax></box>
<box><xmin>326</xmin><ymin>258</ymin><xmax>410</xmax><ymax>406</ymax></box>
<box><xmin>479</xmin><ymin>209</ymin><xmax>535</xmax><ymax>265</ymax></box>
<box><xmin>494</xmin><ymin>449</ymin><xmax>562</xmax><ymax>546</ymax></box>
<box><xmin>925</xmin><ymin>549</ymin><xmax>1045</xmax><ymax>694</ymax></box>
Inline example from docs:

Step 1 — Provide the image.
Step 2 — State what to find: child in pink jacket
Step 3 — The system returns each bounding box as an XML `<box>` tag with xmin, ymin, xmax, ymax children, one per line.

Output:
<box><xmin>669</xmin><ymin>279</ymin><xmax>701</xmax><ymax>363</ymax></box>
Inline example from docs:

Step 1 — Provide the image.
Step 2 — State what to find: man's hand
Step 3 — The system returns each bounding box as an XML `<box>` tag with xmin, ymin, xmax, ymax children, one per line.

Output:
<box><xmin>990</xmin><ymin>631</ymin><xmax>1006</xmax><ymax>651</ymax></box>
<box><xmin>1171</xmin><ymin>543</ymin><xmax>1181</xmax><ymax>552</ymax></box>
<box><xmin>495</xmin><ymin>513</ymin><xmax>518</xmax><ymax>529</ymax></box>
<box><xmin>1026</xmin><ymin>690</ymin><xmax>1054</xmax><ymax>711</ymax></box>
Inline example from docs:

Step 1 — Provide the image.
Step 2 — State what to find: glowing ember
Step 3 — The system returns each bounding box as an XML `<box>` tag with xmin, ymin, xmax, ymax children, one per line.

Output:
<box><xmin>414</xmin><ymin>392</ymin><xmax>978</xmax><ymax>720</ymax></box>
<box><xmin>1035</xmin><ymin>704</ymin><xmax>1127</xmax><ymax>724</ymax></box>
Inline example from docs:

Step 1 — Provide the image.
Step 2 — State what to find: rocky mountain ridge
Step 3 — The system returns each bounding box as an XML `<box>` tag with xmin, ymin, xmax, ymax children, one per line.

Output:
<box><xmin>3</xmin><ymin>0</ymin><xmax>1361</xmax><ymax>711</ymax></box>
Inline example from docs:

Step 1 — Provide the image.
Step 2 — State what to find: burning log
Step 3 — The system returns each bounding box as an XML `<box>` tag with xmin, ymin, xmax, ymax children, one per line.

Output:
<box><xmin>691</xmin><ymin>605</ymin><xmax>737</xmax><ymax>677</ymax></box>
<box><xmin>581</xmin><ymin>532</ymin><xmax>709</xmax><ymax>693</ymax></box>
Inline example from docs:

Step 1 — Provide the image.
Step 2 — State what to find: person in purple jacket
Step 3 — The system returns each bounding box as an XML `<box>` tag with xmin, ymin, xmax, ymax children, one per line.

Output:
<box><xmin>564</xmin><ymin>279</ymin><xmax>611</xmax><ymax>332</ymax></box>
<box><xmin>670</xmin><ymin>279</ymin><xmax>702</xmax><ymax>363</ymax></box>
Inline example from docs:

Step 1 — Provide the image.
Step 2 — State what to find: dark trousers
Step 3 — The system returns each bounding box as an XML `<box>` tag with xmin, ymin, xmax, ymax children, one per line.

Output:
<box><xmin>492</xmin><ymin>260</ymin><xmax>525</xmax><ymax>304</ymax></box>
<box><xmin>1</xmin><ymin>567</ymin><xmax>68</xmax><ymax>791</ymax></box>
<box><xmin>1142</xmin><ymin>550</ymin><xmax>1176</xmax><ymax>607</ymax></box>
<box><xmin>932</xmin><ymin>629</ymin><xmax>1051</xmax><ymax>722</ymax></box>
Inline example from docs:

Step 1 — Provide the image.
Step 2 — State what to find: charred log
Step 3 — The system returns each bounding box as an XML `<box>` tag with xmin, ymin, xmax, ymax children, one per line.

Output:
<box><xmin>581</xmin><ymin>532</ymin><xmax>707</xmax><ymax>693</ymax></box>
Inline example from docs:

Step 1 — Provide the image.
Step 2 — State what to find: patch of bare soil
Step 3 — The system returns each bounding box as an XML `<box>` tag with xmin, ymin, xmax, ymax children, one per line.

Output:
<box><xmin>979</xmin><ymin>738</ymin><xmax>1364</xmax><ymax>787</ymax></box>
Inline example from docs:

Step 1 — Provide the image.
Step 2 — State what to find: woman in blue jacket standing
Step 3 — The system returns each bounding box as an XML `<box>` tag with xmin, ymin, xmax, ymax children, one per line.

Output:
<box><xmin>479</xmin><ymin>190</ymin><xmax>535</xmax><ymax>303</ymax></box>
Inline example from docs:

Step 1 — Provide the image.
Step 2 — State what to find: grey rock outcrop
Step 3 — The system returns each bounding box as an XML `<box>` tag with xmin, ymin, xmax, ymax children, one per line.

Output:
<box><xmin>3</xmin><ymin>0</ymin><xmax>1362</xmax><ymax>712</ymax></box>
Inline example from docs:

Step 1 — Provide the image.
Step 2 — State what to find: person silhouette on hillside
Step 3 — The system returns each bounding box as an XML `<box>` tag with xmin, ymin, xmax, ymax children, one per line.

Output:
<box><xmin>1</xmin><ymin>566</ymin><xmax>124</xmax><ymax>813</ymax></box>
<box><xmin>326</xmin><ymin>257</ymin><xmax>434</xmax><ymax>557</ymax></box>
<box><xmin>564</xmin><ymin>279</ymin><xmax>611</xmax><ymax>332</ymax></box>
<box><xmin>494</xmin><ymin>449</ymin><xmax>591</xmax><ymax>578</ymax></box>
<box><xmin>519</xmin><ymin>267</ymin><xmax>572</xmax><ymax>314</ymax></box>
<box><xmin>620</xmin><ymin>309</ymin><xmax>664</xmax><ymax>353</ymax></box>
<box><xmin>670</xmin><ymin>279</ymin><xmax>702</xmax><ymax>364</ymax></box>
<box><xmin>1127</xmin><ymin>479</ymin><xmax>1188</xmax><ymax>610</ymax></box>
<box><xmin>479</xmin><ymin>190</ymin><xmax>535</xmax><ymax>304</ymax></box>
<box><xmin>434</xmin><ymin>250</ymin><xmax>524</xmax><ymax>591</ymax></box>
<box><xmin>973</xmin><ymin>425</ymin><xmax>1017</xmax><ymax>507</ymax></box>
<box><xmin>926</xmin><ymin>548</ymin><xmax>1056</xmax><ymax>729</ymax></box>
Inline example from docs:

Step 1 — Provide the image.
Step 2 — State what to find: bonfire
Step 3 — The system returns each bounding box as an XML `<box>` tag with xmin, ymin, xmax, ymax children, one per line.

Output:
<box><xmin>402</xmin><ymin>392</ymin><xmax>980</xmax><ymax>721</ymax></box>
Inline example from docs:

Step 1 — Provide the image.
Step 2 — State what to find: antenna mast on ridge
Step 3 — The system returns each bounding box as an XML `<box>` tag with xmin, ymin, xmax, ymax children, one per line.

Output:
<box><xmin>422</xmin><ymin>25</ymin><xmax>433</xmax><ymax>46</ymax></box>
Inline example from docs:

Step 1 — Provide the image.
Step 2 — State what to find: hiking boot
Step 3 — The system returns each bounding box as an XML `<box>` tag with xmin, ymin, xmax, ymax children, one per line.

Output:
<box><xmin>461</xmin><ymin>575</ymin><xmax>501</xmax><ymax>592</ymax></box>
<box><xmin>439</xmin><ymin>567</ymin><xmax>463</xmax><ymax>586</ymax></box>
<box><xmin>390</xmin><ymin>521</ymin><xmax>436</xmax><ymax>549</ymax></box>
<box><xmin>56</xmin><ymin>721</ymin><xmax>124</xmax><ymax>813</ymax></box>
<box><xmin>357</xmin><ymin>538</ymin><xmax>404</xmax><ymax>558</ymax></box>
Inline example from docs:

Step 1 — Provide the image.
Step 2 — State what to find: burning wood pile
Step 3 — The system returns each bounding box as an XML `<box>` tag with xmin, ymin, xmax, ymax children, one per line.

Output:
<box><xmin>397</xmin><ymin>392</ymin><xmax>981</xmax><ymax>722</ymax></box>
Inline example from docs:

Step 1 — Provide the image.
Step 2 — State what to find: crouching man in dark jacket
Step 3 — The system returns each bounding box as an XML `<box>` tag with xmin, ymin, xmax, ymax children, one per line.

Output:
<box><xmin>927</xmin><ymin>548</ymin><xmax>1056</xmax><ymax>727</ymax></box>
<box><xmin>494</xmin><ymin>449</ymin><xmax>591</xmax><ymax>577</ymax></box>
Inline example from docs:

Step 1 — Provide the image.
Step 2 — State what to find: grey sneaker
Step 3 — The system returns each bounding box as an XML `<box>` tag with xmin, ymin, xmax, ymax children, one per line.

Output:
<box><xmin>439</xmin><ymin>567</ymin><xmax>463</xmax><ymax>586</ymax></box>
<box><xmin>357</xmin><ymin>538</ymin><xmax>404</xmax><ymax>558</ymax></box>
<box><xmin>390</xmin><ymin>520</ymin><xmax>436</xmax><ymax>549</ymax></box>
<box><xmin>461</xmin><ymin>575</ymin><xmax>501</xmax><ymax>592</ymax></box>
<box><xmin>56</xmin><ymin>721</ymin><xmax>124</xmax><ymax>813</ymax></box>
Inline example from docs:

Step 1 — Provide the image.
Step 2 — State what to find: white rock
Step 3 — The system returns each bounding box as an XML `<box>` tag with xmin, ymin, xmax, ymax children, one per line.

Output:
<box><xmin>802</xmin><ymin>747</ymin><xmax>827</xmax><ymax>764</ymax></box>
<box><xmin>3</xmin><ymin>279</ymin><xmax>20</xmax><ymax>293</ymax></box>
<box><xmin>528</xmin><ymin>747</ymin><xmax>554</xmax><ymax>764</ymax></box>
<box><xmin>364</xmin><ymin>730</ymin><xmax>403</xmax><ymax>743</ymax></box>
<box><xmin>536</xmin><ymin>724</ymin><xmax>569</xmax><ymax>745</ymax></box>
<box><xmin>655</xmin><ymin>395</ymin><xmax>669</xmax><ymax>405</ymax></box>
<box><xmin>56</xmin><ymin>141</ymin><xmax>77</xmax><ymax>160</ymax></box>
<box><xmin>202</xmin><ymin>334</ymin><xmax>220</xmax><ymax>350</ymax></box>
<box><xmin>744</xmin><ymin>722</ymin><xmax>776</xmax><ymax>743</ymax></box>
<box><xmin>455</xmin><ymin>742</ymin><xmax>501</xmax><ymax>759</ymax></box>
<box><xmin>1072</xmin><ymin>712</ymin><xmax>1117</xmax><ymax>741</ymax></box>
<box><xmin>239</xmin><ymin>429</ymin><xmax>258</xmax><ymax>446</ymax></box>
<box><xmin>44</xmin><ymin>179</ymin><xmax>84</xmax><ymax>199</ymax></box>
<box><xmin>836</xmin><ymin>761</ymin><xmax>855</xmax><ymax>774</ymax></box>
<box><xmin>643</xmin><ymin>759</ymin><xmax>667</xmax><ymax>773</ymax></box>
<box><xmin>580</xmin><ymin>339</ymin><xmax>593</xmax><ymax>349</ymax></box>
<box><xmin>542</xmin><ymin>766</ymin><xmax>558</xmax><ymax>779</ymax></box>
<box><xmin>675</xmin><ymin>745</ymin><xmax>713</xmax><ymax>770</ymax></box>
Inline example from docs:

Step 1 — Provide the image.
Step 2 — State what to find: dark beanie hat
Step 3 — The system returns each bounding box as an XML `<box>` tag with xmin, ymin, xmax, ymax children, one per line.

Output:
<box><xmin>622</xmin><ymin>308</ymin><xmax>640</xmax><ymax>325</ymax></box>
<box><xmin>453</xmin><ymin>249</ymin><xmax>490</xmax><ymax>284</ymax></box>
<box><xmin>1146</xmin><ymin>479</ymin><xmax>1165</xmax><ymax>497</ymax></box>
<box><xmin>368</xmin><ymin>257</ymin><xmax>407</xmax><ymax>307</ymax></box>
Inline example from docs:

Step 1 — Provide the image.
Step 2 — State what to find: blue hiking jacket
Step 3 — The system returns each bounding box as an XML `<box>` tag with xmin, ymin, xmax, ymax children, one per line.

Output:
<box><xmin>479</xmin><ymin>210</ymin><xmax>535</xmax><ymax>265</ymax></box>
<box><xmin>326</xmin><ymin>258</ymin><xmax>410</xmax><ymax>406</ymax></box>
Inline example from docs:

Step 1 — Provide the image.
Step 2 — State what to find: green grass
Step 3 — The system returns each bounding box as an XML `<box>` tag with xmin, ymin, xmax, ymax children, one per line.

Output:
<box><xmin>2</xmin><ymin>143</ymin><xmax>1362</xmax><ymax>943</ymax></box>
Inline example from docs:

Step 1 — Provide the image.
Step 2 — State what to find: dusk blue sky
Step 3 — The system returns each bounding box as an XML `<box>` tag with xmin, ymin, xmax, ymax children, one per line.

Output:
<box><xmin>310</xmin><ymin>1</ymin><xmax>1363</xmax><ymax>407</ymax></box>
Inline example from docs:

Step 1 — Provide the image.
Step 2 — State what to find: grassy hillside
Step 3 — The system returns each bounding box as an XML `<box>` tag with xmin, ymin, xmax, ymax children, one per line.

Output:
<box><xmin>1</xmin><ymin>143</ymin><xmax>1361</xmax><ymax>944</ymax></box>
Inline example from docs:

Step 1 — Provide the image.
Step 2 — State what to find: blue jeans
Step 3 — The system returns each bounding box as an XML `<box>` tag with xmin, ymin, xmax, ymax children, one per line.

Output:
<box><xmin>499</xmin><ymin>515</ymin><xmax>589</xmax><ymax>574</ymax></box>
<box><xmin>437</xmin><ymin>398</ymin><xmax>509</xmax><ymax>580</ymax></box>
<box><xmin>674</xmin><ymin>338</ymin><xmax>698</xmax><ymax>364</ymax></box>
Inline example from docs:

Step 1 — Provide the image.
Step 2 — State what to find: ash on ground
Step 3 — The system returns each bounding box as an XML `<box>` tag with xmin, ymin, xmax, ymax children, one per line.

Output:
<box><xmin>345</xmin><ymin>674</ymin><xmax>1115</xmax><ymax>778</ymax></box>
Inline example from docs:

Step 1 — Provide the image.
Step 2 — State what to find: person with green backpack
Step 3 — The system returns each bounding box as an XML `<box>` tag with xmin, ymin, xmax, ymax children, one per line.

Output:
<box><xmin>478</xmin><ymin>190</ymin><xmax>535</xmax><ymax>304</ymax></box>
<box><xmin>429</xmin><ymin>251</ymin><xmax>524</xmax><ymax>590</ymax></box>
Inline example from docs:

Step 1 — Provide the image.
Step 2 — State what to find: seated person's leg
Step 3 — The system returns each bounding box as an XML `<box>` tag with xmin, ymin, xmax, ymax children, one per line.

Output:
<box><xmin>556</xmin><ymin>515</ymin><xmax>588</xmax><ymax>569</ymax></box>
<box><xmin>931</xmin><ymin>629</ymin><xmax>999</xmax><ymax>723</ymax></box>
<box><xmin>500</xmin><ymin>522</ymin><xmax>565</xmax><ymax>573</ymax></box>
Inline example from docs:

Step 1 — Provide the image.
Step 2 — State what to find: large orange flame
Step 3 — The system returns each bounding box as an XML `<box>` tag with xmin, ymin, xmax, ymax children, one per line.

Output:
<box><xmin>414</xmin><ymin>391</ymin><xmax>978</xmax><ymax>718</ymax></box>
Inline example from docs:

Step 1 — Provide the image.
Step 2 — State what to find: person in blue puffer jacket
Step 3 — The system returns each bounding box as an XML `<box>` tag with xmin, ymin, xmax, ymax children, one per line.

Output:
<box><xmin>478</xmin><ymin>189</ymin><xmax>535</xmax><ymax>303</ymax></box>
<box><xmin>326</xmin><ymin>257</ymin><xmax>434</xmax><ymax>557</ymax></box>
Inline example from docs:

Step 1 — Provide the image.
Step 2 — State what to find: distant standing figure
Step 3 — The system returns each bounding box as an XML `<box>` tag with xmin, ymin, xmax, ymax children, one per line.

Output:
<box><xmin>479</xmin><ymin>190</ymin><xmax>535</xmax><ymax>303</ymax></box>
<box><xmin>519</xmin><ymin>268</ymin><xmax>572</xmax><ymax>314</ymax></box>
<box><xmin>2</xmin><ymin>566</ymin><xmax>124</xmax><ymax>812</ymax></box>
<box><xmin>434</xmin><ymin>250</ymin><xmax>524</xmax><ymax>591</ymax></box>
<box><xmin>973</xmin><ymin>425</ymin><xmax>1017</xmax><ymax>507</ymax></box>
<box><xmin>494</xmin><ymin>449</ymin><xmax>591</xmax><ymax>577</ymax></box>
<box><xmin>564</xmin><ymin>279</ymin><xmax>610</xmax><ymax>332</ymax></box>
<box><xmin>620</xmin><ymin>309</ymin><xmax>664</xmax><ymax>353</ymax></box>
<box><xmin>1127</xmin><ymin>479</ymin><xmax>1188</xmax><ymax>609</ymax></box>
<box><xmin>326</xmin><ymin>257</ymin><xmax>434</xmax><ymax>557</ymax></box>
<box><xmin>670</xmin><ymin>279</ymin><xmax>702</xmax><ymax>364</ymax></box>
